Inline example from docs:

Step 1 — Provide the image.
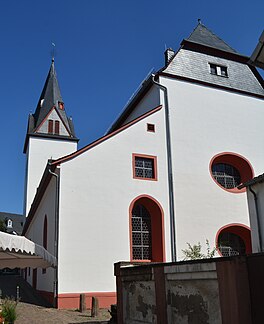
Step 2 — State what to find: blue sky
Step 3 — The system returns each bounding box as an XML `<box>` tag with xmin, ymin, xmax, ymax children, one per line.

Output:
<box><xmin>0</xmin><ymin>0</ymin><xmax>263</xmax><ymax>215</ymax></box>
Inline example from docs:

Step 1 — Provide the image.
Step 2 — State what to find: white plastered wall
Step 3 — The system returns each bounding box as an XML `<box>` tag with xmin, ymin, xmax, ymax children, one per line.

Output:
<box><xmin>25</xmin><ymin>137</ymin><xmax>77</xmax><ymax>215</ymax></box>
<box><xmin>120</xmin><ymin>86</ymin><xmax>160</xmax><ymax>125</ymax></box>
<box><xmin>58</xmin><ymin>108</ymin><xmax>170</xmax><ymax>294</ymax></box>
<box><xmin>25</xmin><ymin>177</ymin><xmax>57</xmax><ymax>292</ymax></box>
<box><xmin>160</xmin><ymin>75</ymin><xmax>264</xmax><ymax>258</ymax></box>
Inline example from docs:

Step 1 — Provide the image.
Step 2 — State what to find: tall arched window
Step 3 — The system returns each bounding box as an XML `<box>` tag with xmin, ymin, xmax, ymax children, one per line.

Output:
<box><xmin>132</xmin><ymin>204</ymin><xmax>152</xmax><ymax>260</ymax></box>
<box><xmin>129</xmin><ymin>195</ymin><xmax>165</xmax><ymax>262</ymax></box>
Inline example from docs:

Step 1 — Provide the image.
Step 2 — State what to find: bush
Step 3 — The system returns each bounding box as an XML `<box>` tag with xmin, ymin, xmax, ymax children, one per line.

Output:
<box><xmin>182</xmin><ymin>239</ymin><xmax>216</xmax><ymax>260</ymax></box>
<box><xmin>1</xmin><ymin>298</ymin><xmax>17</xmax><ymax>324</ymax></box>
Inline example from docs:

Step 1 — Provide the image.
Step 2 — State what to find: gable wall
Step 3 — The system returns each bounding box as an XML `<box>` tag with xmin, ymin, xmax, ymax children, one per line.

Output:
<box><xmin>120</xmin><ymin>86</ymin><xmax>160</xmax><ymax>126</ymax></box>
<box><xmin>160</xmin><ymin>75</ymin><xmax>264</xmax><ymax>258</ymax></box>
<box><xmin>37</xmin><ymin>108</ymin><xmax>70</xmax><ymax>136</ymax></box>
<box><xmin>25</xmin><ymin>176</ymin><xmax>57</xmax><ymax>293</ymax></box>
<box><xmin>25</xmin><ymin>137</ymin><xmax>77</xmax><ymax>215</ymax></box>
<box><xmin>57</xmin><ymin>108</ymin><xmax>169</xmax><ymax>294</ymax></box>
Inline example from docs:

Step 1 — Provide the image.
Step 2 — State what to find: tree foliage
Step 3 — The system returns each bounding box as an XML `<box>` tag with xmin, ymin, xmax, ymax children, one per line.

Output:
<box><xmin>0</xmin><ymin>219</ymin><xmax>6</xmax><ymax>232</ymax></box>
<box><xmin>182</xmin><ymin>239</ymin><xmax>216</xmax><ymax>260</ymax></box>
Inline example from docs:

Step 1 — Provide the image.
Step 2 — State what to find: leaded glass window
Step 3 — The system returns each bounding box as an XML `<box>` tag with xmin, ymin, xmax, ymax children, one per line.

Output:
<box><xmin>212</xmin><ymin>163</ymin><xmax>241</xmax><ymax>189</ymax></box>
<box><xmin>132</xmin><ymin>204</ymin><xmax>152</xmax><ymax>260</ymax></box>
<box><xmin>218</xmin><ymin>232</ymin><xmax>246</xmax><ymax>257</ymax></box>
<box><xmin>135</xmin><ymin>157</ymin><xmax>154</xmax><ymax>179</ymax></box>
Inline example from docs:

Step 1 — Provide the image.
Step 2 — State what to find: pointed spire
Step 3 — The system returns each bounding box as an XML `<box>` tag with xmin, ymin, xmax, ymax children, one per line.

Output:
<box><xmin>24</xmin><ymin>59</ymin><xmax>78</xmax><ymax>153</ymax></box>
<box><xmin>186</xmin><ymin>23</ymin><xmax>238</xmax><ymax>54</ymax></box>
<box><xmin>33</xmin><ymin>58</ymin><xmax>64</xmax><ymax>128</ymax></box>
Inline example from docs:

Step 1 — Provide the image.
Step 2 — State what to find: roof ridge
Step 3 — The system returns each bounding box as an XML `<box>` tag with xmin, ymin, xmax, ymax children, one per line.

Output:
<box><xmin>186</xmin><ymin>23</ymin><xmax>238</xmax><ymax>54</ymax></box>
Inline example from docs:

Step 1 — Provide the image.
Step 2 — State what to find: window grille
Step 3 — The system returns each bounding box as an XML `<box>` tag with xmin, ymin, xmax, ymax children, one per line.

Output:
<box><xmin>132</xmin><ymin>204</ymin><xmax>152</xmax><ymax>260</ymax></box>
<box><xmin>218</xmin><ymin>232</ymin><xmax>246</xmax><ymax>257</ymax></box>
<box><xmin>135</xmin><ymin>157</ymin><xmax>154</xmax><ymax>179</ymax></box>
<box><xmin>212</xmin><ymin>163</ymin><xmax>241</xmax><ymax>189</ymax></box>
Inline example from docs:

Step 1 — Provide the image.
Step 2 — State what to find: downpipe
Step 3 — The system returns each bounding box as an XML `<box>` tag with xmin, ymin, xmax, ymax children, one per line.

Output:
<box><xmin>49</xmin><ymin>166</ymin><xmax>60</xmax><ymax>308</ymax></box>
<box><xmin>152</xmin><ymin>75</ymin><xmax>177</xmax><ymax>262</ymax></box>
<box><xmin>249</xmin><ymin>185</ymin><xmax>263</xmax><ymax>252</ymax></box>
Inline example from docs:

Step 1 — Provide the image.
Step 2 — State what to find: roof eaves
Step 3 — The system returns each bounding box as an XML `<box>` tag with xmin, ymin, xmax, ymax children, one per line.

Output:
<box><xmin>52</xmin><ymin>104</ymin><xmax>163</xmax><ymax>166</ymax></box>
<box><xmin>250</xmin><ymin>30</ymin><xmax>264</xmax><ymax>70</ymax></box>
<box><xmin>158</xmin><ymin>72</ymin><xmax>264</xmax><ymax>100</ymax></box>
<box><xmin>181</xmin><ymin>39</ymin><xmax>249</xmax><ymax>62</ymax></box>
<box><xmin>22</xmin><ymin>162</ymin><xmax>57</xmax><ymax>235</ymax></box>
<box><xmin>238</xmin><ymin>174</ymin><xmax>264</xmax><ymax>189</ymax></box>
<box><xmin>107</xmin><ymin>75</ymin><xmax>154</xmax><ymax>133</ymax></box>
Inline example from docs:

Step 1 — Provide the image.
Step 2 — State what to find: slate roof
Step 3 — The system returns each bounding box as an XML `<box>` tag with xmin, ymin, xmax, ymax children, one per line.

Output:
<box><xmin>0</xmin><ymin>212</ymin><xmax>25</xmax><ymax>235</ymax></box>
<box><xmin>186</xmin><ymin>23</ymin><xmax>238</xmax><ymax>54</ymax></box>
<box><xmin>162</xmin><ymin>23</ymin><xmax>264</xmax><ymax>97</ymax></box>
<box><xmin>24</xmin><ymin>60</ymin><xmax>78</xmax><ymax>152</ymax></box>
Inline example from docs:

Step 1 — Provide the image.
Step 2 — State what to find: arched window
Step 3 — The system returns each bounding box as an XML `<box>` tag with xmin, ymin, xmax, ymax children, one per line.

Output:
<box><xmin>216</xmin><ymin>224</ymin><xmax>252</xmax><ymax>257</ymax></box>
<box><xmin>129</xmin><ymin>195</ymin><xmax>165</xmax><ymax>262</ymax></box>
<box><xmin>212</xmin><ymin>163</ymin><xmax>241</xmax><ymax>189</ymax></box>
<box><xmin>132</xmin><ymin>204</ymin><xmax>152</xmax><ymax>260</ymax></box>
<box><xmin>210</xmin><ymin>153</ymin><xmax>254</xmax><ymax>193</ymax></box>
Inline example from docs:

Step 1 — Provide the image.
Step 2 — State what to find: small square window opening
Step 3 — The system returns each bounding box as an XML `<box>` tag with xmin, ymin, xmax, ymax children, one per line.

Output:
<box><xmin>209</xmin><ymin>63</ymin><xmax>228</xmax><ymax>77</ymax></box>
<box><xmin>147</xmin><ymin>124</ymin><xmax>155</xmax><ymax>132</ymax></box>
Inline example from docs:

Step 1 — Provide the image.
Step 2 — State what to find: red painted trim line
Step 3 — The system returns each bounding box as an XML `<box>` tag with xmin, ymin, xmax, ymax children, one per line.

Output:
<box><xmin>147</xmin><ymin>123</ymin><xmax>155</xmax><ymax>132</ymax></box>
<box><xmin>132</xmin><ymin>153</ymin><xmax>158</xmax><ymax>181</ymax></box>
<box><xmin>129</xmin><ymin>194</ymin><xmax>166</xmax><ymax>262</ymax></box>
<box><xmin>57</xmin><ymin>292</ymin><xmax>116</xmax><ymax>309</ymax></box>
<box><xmin>209</xmin><ymin>152</ymin><xmax>254</xmax><ymax>194</ymax></box>
<box><xmin>52</xmin><ymin>105</ymin><xmax>162</xmax><ymax>166</ymax></box>
<box><xmin>215</xmin><ymin>223</ymin><xmax>252</xmax><ymax>256</ymax></box>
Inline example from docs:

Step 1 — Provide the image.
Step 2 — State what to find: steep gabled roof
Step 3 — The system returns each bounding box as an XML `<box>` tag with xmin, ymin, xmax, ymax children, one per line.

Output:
<box><xmin>24</xmin><ymin>60</ymin><xmax>78</xmax><ymax>153</ymax></box>
<box><xmin>186</xmin><ymin>23</ymin><xmax>238</xmax><ymax>54</ymax></box>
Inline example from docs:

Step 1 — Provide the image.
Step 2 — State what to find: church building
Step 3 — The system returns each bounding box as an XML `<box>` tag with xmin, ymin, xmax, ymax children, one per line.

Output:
<box><xmin>22</xmin><ymin>23</ymin><xmax>264</xmax><ymax>309</ymax></box>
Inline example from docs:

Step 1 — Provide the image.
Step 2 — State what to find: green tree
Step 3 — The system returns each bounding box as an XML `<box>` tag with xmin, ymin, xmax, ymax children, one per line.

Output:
<box><xmin>182</xmin><ymin>239</ymin><xmax>216</xmax><ymax>260</ymax></box>
<box><xmin>0</xmin><ymin>219</ymin><xmax>6</xmax><ymax>232</ymax></box>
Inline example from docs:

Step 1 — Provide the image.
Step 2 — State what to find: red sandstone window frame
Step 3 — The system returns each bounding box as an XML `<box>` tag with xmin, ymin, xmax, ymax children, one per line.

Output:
<box><xmin>48</xmin><ymin>120</ymin><xmax>54</xmax><ymax>134</ymax></box>
<box><xmin>54</xmin><ymin>120</ymin><xmax>60</xmax><ymax>135</ymax></box>
<box><xmin>132</xmin><ymin>153</ymin><xmax>158</xmax><ymax>181</ymax></box>
<box><xmin>209</xmin><ymin>152</ymin><xmax>254</xmax><ymax>194</ymax></box>
<box><xmin>147</xmin><ymin>123</ymin><xmax>155</xmax><ymax>132</ymax></box>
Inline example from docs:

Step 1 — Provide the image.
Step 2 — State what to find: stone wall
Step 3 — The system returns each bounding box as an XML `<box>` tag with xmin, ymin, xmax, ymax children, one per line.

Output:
<box><xmin>115</xmin><ymin>254</ymin><xmax>264</xmax><ymax>324</ymax></box>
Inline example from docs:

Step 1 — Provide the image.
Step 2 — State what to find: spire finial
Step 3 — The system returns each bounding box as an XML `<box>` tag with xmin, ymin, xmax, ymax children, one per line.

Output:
<box><xmin>51</xmin><ymin>42</ymin><xmax>56</xmax><ymax>62</ymax></box>
<box><xmin>198</xmin><ymin>18</ymin><xmax>202</xmax><ymax>24</ymax></box>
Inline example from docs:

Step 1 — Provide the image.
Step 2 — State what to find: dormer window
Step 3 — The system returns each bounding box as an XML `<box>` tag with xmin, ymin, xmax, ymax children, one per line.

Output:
<box><xmin>209</xmin><ymin>63</ymin><xmax>228</xmax><ymax>77</ymax></box>
<box><xmin>7</xmin><ymin>219</ymin><xmax>12</xmax><ymax>228</ymax></box>
<box><xmin>58</xmin><ymin>101</ymin><xmax>64</xmax><ymax>110</ymax></box>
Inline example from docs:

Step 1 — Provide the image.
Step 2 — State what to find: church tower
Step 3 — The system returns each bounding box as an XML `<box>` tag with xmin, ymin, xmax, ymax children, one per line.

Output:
<box><xmin>23</xmin><ymin>59</ymin><xmax>78</xmax><ymax>215</ymax></box>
